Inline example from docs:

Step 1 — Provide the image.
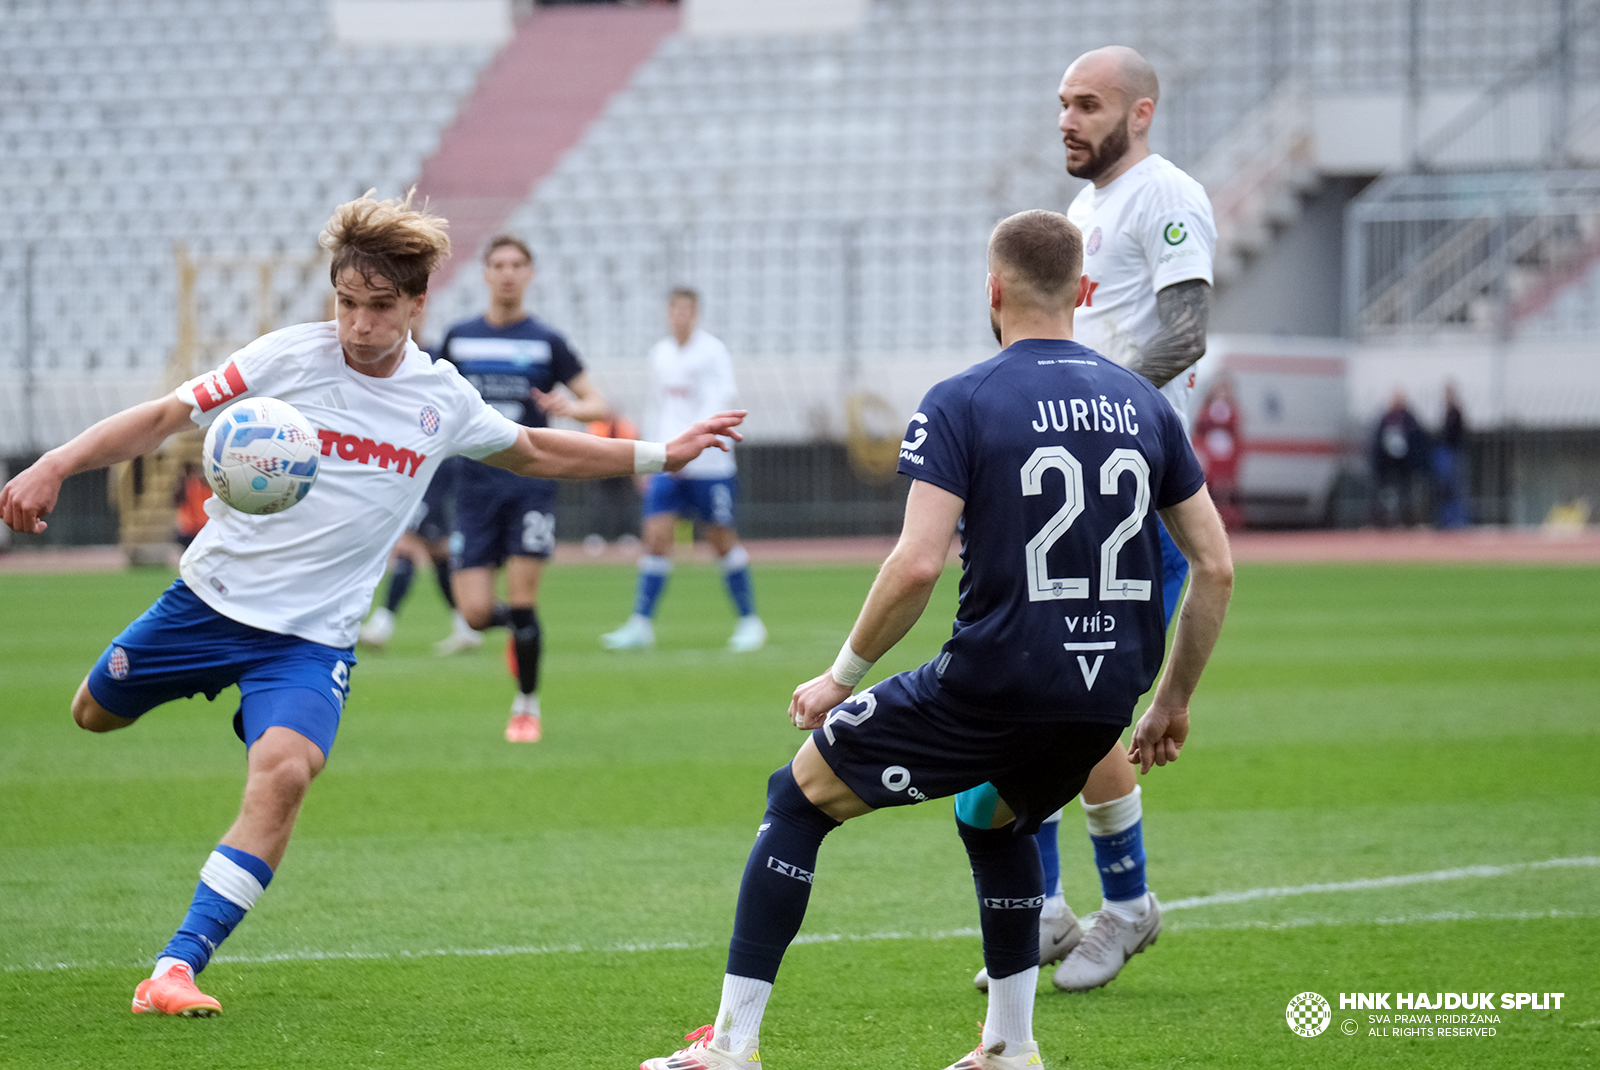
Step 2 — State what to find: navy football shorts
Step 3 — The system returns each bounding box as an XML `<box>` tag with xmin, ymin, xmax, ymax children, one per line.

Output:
<box><xmin>410</xmin><ymin>456</ymin><xmax>460</xmax><ymax>543</ymax></box>
<box><xmin>811</xmin><ymin>667</ymin><xmax>1126</xmax><ymax>835</ymax></box>
<box><xmin>84</xmin><ymin>580</ymin><xmax>355</xmax><ymax>758</ymax></box>
<box><xmin>452</xmin><ymin>474</ymin><xmax>558</xmax><ymax>568</ymax></box>
<box><xmin>643</xmin><ymin>473</ymin><xmax>737</xmax><ymax>527</ymax></box>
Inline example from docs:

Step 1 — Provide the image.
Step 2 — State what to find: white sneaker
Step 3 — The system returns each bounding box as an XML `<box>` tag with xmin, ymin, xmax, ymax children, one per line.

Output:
<box><xmin>434</xmin><ymin>612</ymin><xmax>483</xmax><ymax>656</ymax></box>
<box><xmin>602</xmin><ymin>614</ymin><xmax>655</xmax><ymax>650</ymax></box>
<box><xmin>727</xmin><ymin>615</ymin><xmax>766</xmax><ymax>652</ymax></box>
<box><xmin>358</xmin><ymin>607</ymin><xmax>395</xmax><ymax>648</ymax></box>
<box><xmin>640</xmin><ymin>1024</ymin><xmax>761</xmax><ymax>1069</ymax></box>
<box><xmin>1051</xmin><ymin>893</ymin><xmax>1161</xmax><ymax>992</ymax></box>
<box><xmin>942</xmin><ymin>1037</ymin><xmax>1045</xmax><ymax>1069</ymax></box>
<box><xmin>973</xmin><ymin>901</ymin><xmax>1082</xmax><ymax>992</ymax></box>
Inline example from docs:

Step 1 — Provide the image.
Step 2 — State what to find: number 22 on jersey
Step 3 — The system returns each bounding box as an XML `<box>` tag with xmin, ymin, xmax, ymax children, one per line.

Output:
<box><xmin>1021</xmin><ymin>446</ymin><xmax>1152</xmax><ymax>603</ymax></box>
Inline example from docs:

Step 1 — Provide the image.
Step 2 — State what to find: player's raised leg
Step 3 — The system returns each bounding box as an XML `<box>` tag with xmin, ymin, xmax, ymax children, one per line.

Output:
<box><xmin>642</xmin><ymin>738</ymin><xmax>868</xmax><ymax>1070</ymax></box>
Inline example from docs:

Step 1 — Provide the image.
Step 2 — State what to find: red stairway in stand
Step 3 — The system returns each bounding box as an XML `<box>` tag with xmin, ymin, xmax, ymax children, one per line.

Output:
<box><xmin>414</xmin><ymin>3</ymin><xmax>680</xmax><ymax>290</ymax></box>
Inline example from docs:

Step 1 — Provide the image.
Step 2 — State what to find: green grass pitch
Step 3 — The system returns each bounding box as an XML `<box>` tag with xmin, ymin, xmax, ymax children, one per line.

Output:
<box><xmin>1</xmin><ymin>559</ymin><xmax>1597</xmax><ymax>1068</ymax></box>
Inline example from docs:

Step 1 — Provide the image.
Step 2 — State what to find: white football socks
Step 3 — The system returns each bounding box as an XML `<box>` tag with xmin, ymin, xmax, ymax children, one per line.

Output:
<box><xmin>982</xmin><ymin>965</ymin><xmax>1038</xmax><ymax>1050</ymax></box>
<box><xmin>714</xmin><ymin>973</ymin><xmax>771</xmax><ymax>1051</ymax></box>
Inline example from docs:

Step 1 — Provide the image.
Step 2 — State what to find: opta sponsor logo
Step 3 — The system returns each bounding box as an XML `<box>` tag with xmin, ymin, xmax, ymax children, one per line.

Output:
<box><xmin>315</xmin><ymin>429</ymin><xmax>427</xmax><ymax>477</ymax></box>
<box><xmin>194</xmin><ymin>361</ymin><xmax>249</xmax><ymax>412</ymax></box>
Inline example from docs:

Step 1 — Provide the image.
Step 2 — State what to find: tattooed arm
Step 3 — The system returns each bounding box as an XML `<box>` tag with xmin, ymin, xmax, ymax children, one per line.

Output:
<box><xmin>1125</xmin><ymin>278</ymin><xmax>1211</xmax><ymax>389</ymax></box>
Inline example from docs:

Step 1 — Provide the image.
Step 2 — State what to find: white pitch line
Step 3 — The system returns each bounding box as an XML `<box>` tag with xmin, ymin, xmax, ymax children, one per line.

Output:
<box><xmin>6</xmin><ymin>857</ymin><xmax>1595</xmax><ymax>974</ymax></box>
<box><xmin>1161</xmin><ymin>855</ymin><xmax>1599</xmax><ymax>911</ymax></box>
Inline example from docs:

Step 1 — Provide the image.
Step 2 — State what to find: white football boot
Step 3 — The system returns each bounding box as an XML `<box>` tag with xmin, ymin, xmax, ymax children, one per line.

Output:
<box><xmin>640</xmin><ymin>1024</ymin><xmax>761</xmax><ymax>1069</ymax></box>
<box><xmin>601</xmin><ymin>614</ymin><xmax>656</xmax><ymax>650</ymax></box>
<box><xmin>1051</xmin><ymin>893</ymin><xmax>1161</xmax><ymax>992</ymax></box>
<box><xmin>973</xmin><ymin>900</ymin><xmax>1082</xmax><ymax>992</ymax></box>
<box><xmin>357</xmin><ymin>607</ymin><xmax>395</xmax><ymax>648</ymax></box>
<box><xmin>727</xmin><ymin>615</ymin><xmax>766</xmax><ymax>652</ymax></box>
<box><xmin>941</xmin><ymin>1037</ymin><xmax>1045</xmax><ymax>1069</ymax></box>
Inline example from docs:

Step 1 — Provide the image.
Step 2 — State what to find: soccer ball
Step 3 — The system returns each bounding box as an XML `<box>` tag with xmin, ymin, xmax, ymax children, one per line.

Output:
<box><xmin>202</xmin><ymin>397</ymin><xmax>321</xmax><ymax>515</ymax></box>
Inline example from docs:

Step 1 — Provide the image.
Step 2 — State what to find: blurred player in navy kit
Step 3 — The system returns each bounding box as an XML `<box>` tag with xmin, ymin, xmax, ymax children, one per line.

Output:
<box><xmin>440</xmin><ymin>235</ymin><xmax>611</xmax><ymax>742</ymax></box>
<box><xmin>640</xmin><ymin>211</ymin><xmax>1232</xmax><ymax>1070</ymax></box>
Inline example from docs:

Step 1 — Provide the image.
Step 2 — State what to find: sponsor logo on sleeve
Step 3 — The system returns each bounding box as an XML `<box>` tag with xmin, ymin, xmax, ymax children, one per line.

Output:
<box><xmin>193</xmin><ymin>361</ymin><xmax>249</xmax><ymax>412</ymax></box>
<box><xmin>1163</xmin><ymin>221</ymin><xmax>1188</xmax><ymax>246</ymax></box>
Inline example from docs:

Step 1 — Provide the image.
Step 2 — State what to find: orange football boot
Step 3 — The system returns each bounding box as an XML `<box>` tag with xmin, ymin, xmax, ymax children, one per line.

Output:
<box><xmin>131</xmin><ymin>963</ymin><xmax>221</xmax><ymax>1017</ymax></box>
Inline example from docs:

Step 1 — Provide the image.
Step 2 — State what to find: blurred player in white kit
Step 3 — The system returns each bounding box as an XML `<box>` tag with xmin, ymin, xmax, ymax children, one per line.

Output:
<box><xmin>602</xmin><ymin>288</ymin><xmax>766</xmax><ymax>653</ymax></box>
<box><xmin>0</xmin><ymin>192</ymin><xmax>744</xmax><ymax>1019</ymax></box>
<box><xmin>964</xmin><ymin>45</ymin><xmax>1217</xmax><ymax>996</ymax></box>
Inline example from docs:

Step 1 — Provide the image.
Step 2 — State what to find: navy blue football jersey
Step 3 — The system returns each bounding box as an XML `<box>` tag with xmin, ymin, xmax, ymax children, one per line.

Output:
<box><xmin>439</xmin><ymin>315</ymin><xmax>584</xmax><ymax>429</ymax></box>
<box><xmin>898</xmin><ymin>337</ymin><xmax>1206</xmax><ymax>724</ymax></box>
<box><xmin>440</xmin><ymin>314</ymin><xmax>584</xmax><ymax>491</ymax></box>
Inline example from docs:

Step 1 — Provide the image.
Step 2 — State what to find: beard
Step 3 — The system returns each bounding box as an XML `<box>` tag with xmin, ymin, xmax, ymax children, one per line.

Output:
<box><xmin>991</xmin><ymin>307</ymin><xmax>1003</xmax><ymax>345</ymax></box>
<box><xmin>1066</xmin><ymin>111</ymin><xmax>1132</xmax><ymax>181</ymax></box>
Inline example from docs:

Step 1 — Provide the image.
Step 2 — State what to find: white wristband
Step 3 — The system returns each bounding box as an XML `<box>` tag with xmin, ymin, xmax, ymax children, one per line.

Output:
<box><xmin>829</xmin><ymin>642</ymin><xmax>874</xmax><ymax>689</ymax></box>
<box><xmin>633</xmin><ymin>440</ymin><xmax>667</xmax><ymax>474</ymax></box>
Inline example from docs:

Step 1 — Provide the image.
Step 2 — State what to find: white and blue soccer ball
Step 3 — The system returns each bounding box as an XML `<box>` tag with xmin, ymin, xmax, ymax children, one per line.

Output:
<box><xmin>202</xmin><ymin>397</ymin><xmax>321</xmax><ymax>515</ymax></box>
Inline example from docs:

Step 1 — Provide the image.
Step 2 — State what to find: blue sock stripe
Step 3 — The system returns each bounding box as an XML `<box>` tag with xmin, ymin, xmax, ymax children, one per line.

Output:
<box><xmin>1090</xmin><ymin>819</ymin><xmax>1147</xmax><ymax>901</ymax></box>
<box><xmin>214</xmin><ymin>844</ymin><xmax>274</xmax><ymax>888</ymax></box>
<box><xmin>161</xmin><ymin>883</ymin><xmax>248</xmax><ymax>976</ymax></box>
<box><xmin>723</xmin><ymin>567</ymin><xmax>756</xmax><ymax>618</ymax></box>
<box><xmin>1033</xmin><ymin>822</ymin><xmax>1062</xmax><ymax>898</ymax></box>
<box><xmin>634</xmin><ymin>572</ymin><xmax>668</xmax><ymax>618</ymax></box>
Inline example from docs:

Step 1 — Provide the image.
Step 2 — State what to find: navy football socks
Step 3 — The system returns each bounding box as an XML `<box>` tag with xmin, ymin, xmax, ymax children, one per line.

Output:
<box><xmin>383</xmin><ymin>557</ymin><xmax>415</xmax><ymax>613</ymax></box>
<box><xmin>957</xmin><ymin>816</ymin><xmax>1045</xmax><ymax>980</ymax></box>
<box><xmin>726</xmin><ymin>765</ymin><xmax>840</xmax><ymax>983</ymax></box>
<box><xmin>507</xmin><ymin>606</ymin><xmax>541</xmax><ymax>696</ymax></box>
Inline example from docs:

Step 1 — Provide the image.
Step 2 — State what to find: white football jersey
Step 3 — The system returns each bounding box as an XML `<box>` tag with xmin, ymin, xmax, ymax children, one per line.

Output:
<box><xmin>1067</xmin><ymin>153</ymin><xmax>1216</xmax><ymax>424</ymax></box>
<box><xmin>176</xmin><ymin>321</ymin><xmax>521</xmax><ymax>647</ymax></box>
<box><xmin>646</xmin><ymin>327</ymin><xmax>738</xmax><ymax>479</ymax></box>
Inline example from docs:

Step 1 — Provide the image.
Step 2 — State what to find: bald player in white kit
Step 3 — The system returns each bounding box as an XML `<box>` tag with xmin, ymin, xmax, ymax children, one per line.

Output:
<box><xmin>965</xmin><ymin>45</ymin><xmax>1216</xmax><ymax>995</ymax></box>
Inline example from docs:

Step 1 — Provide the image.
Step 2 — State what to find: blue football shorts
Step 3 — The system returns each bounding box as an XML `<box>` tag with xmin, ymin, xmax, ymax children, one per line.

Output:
<box><xmin>84</xmin><ymin>580</ymin><xmax>355</xmax><ymax>758</ymax></box>
<box><xmin>642</xmin><ymin>473</ymin><xmax>737</xmax><ymax>528</ymax></box>
<box><xmin>452</xmin><ymin>474</ymin><xmax>558</xmax><ymax>568</ymax></box>
<box><xmin>812</xmin><ymin>667</ymin><xmax>1126</xmax><ymax>835</ymax></box>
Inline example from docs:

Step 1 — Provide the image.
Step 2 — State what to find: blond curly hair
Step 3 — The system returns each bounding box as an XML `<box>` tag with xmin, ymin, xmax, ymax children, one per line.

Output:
<box><xmin>319</xmin><ymin>188</ymin><xmax>450</xmax><ymax>297</ymax></box>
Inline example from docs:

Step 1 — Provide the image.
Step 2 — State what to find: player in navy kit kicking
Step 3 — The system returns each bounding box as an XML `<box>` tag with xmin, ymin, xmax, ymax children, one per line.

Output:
<box><xmin>439</xmin><ymin>235</ymin><xmax>612</xmax><ymax>742</ymax></box>
<box><xmin>639</xmin><ymin>210</ymin><xmax>1233</xmax><ymax>1070</ymax></box>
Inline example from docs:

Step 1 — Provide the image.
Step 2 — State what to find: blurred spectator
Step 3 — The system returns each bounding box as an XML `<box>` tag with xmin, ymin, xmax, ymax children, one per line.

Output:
<box><xmin>173</xmin><ymin>461</ymin><xmax>212</xmax><ymax>548</ymax></box>
<box><xmin>1192</xmin><ymin>379</ymin><xmax>1245</xmax><ymax>530</ymax></box>
<box><xmin>1433</xmin><ymin>383</ymin><xmax>1468</xmax><ymax>529</ymax></box>
<box><xmin>1370</xmin><ymin>389</ymin><xmax>1427</xmax><ymax>527</ymax></box>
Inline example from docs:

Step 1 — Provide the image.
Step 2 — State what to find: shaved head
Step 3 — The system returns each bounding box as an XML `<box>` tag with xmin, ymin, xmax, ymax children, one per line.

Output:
<box><xmin>1066</xmin><ymin>45</ymin><xmax>1159</xmax><ymax>109</ymax></box>
<box><xmin>1058</xmin><ymin>45</ymin><xmax>1160</xmax><ymax>185</ymax></box>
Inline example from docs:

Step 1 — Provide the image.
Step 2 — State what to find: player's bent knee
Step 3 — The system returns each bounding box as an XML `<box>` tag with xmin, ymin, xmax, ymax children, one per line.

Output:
<box><xmin>71</xmin><ymin>680</ymin><xmax>134</xmax><ymax>733</ymax></box>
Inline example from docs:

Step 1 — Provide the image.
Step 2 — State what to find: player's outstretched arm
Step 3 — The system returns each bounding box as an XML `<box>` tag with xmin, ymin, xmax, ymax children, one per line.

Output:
<box><xmin>1124</xmin><ymin>279</ymin><xmax>1210</xmax><ymax>389</ymax></box>
<box><xmin>0</xmin><ymin>395</ymin><xmax>194</xmax><ymax>535</ymax></box>
<box><xmin>1128</xmin><ymin>483</ymin><xmax>1233</xmax><ymax>773</ymax></box>
<box><xmin>483</xmin><ymin>410</ymin><xmax>745</xmax><ymax>481</ymax></box>
<box><xmin>789</xmin><ymin>480</ymin><xmax>962</xmax><ymax>730</ymax></box>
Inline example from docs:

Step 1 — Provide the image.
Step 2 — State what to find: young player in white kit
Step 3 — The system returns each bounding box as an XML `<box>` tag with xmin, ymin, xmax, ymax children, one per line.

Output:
<box><xmin>602</xmin><ymin>288</ymin><xmax>766</xmax><ymax>653</ymax></box>
<box><xmin>963</xmin><ymin>46</ymin><xmax>1217</xmax><ymax>995</ymax></box>
<box><xmin>0</xmin><ymin>192</ymin><xmax>745</xmax><ymax>1018</ymax></box>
